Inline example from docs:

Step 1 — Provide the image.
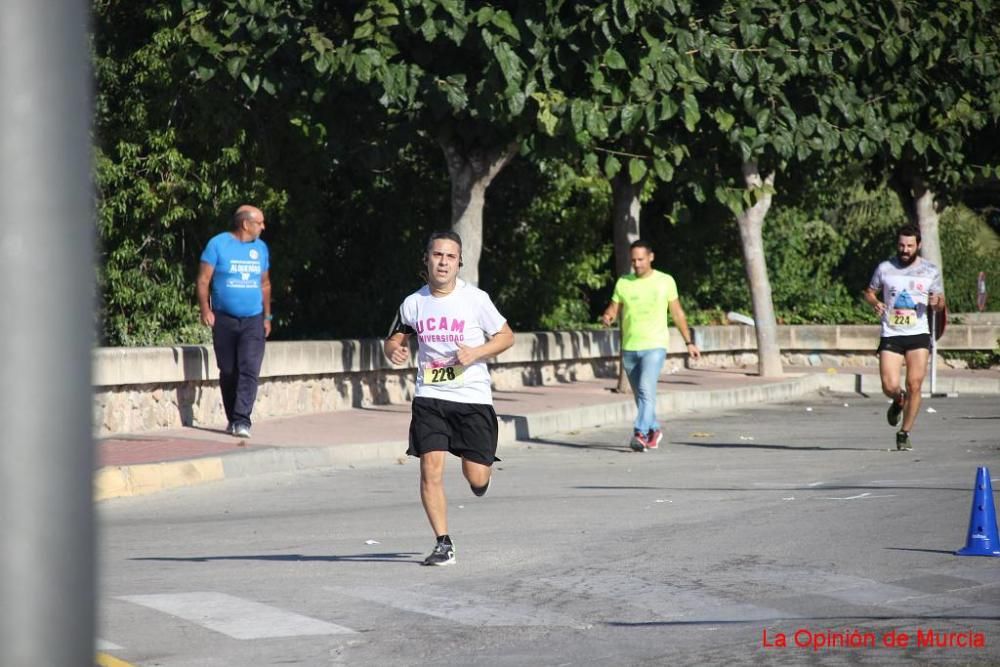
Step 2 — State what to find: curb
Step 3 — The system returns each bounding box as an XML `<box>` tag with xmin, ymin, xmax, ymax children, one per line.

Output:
<box><xmin>94</xmin><ymin>372</ymin><xmax>999</xmax><ymax>501</ymax></box>
<box><xmin>93</xmin><ymin>440</ymin><xmax>410</xmax><ymax>502</ymax></box>
<box><xmin>95</xmin><ymin>458</ymin><xmax>225</xmax><ymax>502</ymax></box>
<box><xmin>823</xmin><ymin>372</ymin><xmax>1000</xmax><ymax>396</ymax></box>
<box><xmin>500</xmin><ymin>374</ymin><xmax>826</xmax><ymax>441</ymax></box>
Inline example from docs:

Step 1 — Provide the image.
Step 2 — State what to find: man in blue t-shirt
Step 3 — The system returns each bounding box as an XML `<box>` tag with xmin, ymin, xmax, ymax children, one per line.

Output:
<box><xmin>196</xmin><ymin>205</ymin><xmax>272</xmax><ymax>439</ymax></box>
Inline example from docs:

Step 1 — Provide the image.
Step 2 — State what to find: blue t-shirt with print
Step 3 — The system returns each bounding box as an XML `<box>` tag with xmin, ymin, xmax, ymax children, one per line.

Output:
<box><xmin>200</xmin><ymin>232</ymin><xmax>269</xmax><ymax>317</ymax></box>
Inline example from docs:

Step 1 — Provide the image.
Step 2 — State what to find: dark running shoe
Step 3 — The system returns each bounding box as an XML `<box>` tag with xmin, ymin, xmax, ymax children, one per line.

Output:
<box><xmin>471</xmin><ymin>476</ymin><xmax>491</xmax><ymax>498</ymax></box>
<box><xmin>896</xmin><ymin>430</ymin><xmax>912</xmax><ymax>451</ymax></box>
<box><xmin>423</xmin><ymin>540</ymin><xmax>455</xmax><ymax>566</ymax></box>
<box><xmin>630</xmin><ymin>430</ymin><xmax>648</xmax><ymax>452</ymax></box>
<box><xmin>887</xmin><ymin>392</ymin><xmax>905</xmax><ymax>427</ymax></box>
<box><xmin>646</xmin><ymin>429</ymin><xmax>663</xmax><ymax>450</ymax></box>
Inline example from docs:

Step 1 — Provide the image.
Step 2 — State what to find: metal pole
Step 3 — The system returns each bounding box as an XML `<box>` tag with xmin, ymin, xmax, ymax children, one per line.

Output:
<box><xmin>0</xmin><ymin>3</ymin><xmax>95</xmax><ymax>666</ymax></box>
<box><xmin>929</xmin><ymin>308</ymin><xmax>938</xmax><ymax>395</ymax></box>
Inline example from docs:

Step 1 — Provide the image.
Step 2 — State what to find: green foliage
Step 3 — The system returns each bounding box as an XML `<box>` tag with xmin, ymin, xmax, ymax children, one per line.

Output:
<box><xmin>841</xmin><ymin>1</ymin><xmax>1000</xmax><ymax>200</ymax></box>
<box><xmin>646</xmin><ymin>183</ymin><xmax>1000</xmax><ymax>326</ymax></box>
<box><xmin>667</xmin><ymin>206</ymin><xmax>871</xmax><ymax>325</ymax></box>
<box><xmin>339</xmin><ymin>1</ymin><xmax>552</xmax><ymax>141</ymax></box>
<box><xmin>824</xmin><ymin>186</ymin><xmax>1000</xmax><ymax>316</ymax></box>
<box><xmin>939</xmin><ymin>205</ymin><xmax>1000</xmax><ymax>312</ymax></box>
<box><xmin>643</xmin><ymin>201</ymin><xmax>751</xmax><ymax>320</ymax></box>
<box><xmin>93</xmin><ymin>2</ymin><xmax>315</xmax><ymax>345</ymax></box>
<box><xmin>481</xmin><ymin>160</ymin><xmax>613</xmax><ymax>331</ymax></box>
<box><xmin>940</xmin><ymin>350</ymin><xmax>1000</xmax><ymax>370</ymax></box>
<box><xmin>93</xmin><ymin>5</ymin><xmax>223</xmax><ymax>345</ymax></box>
<box><xmin>92</xmin><ymin>2</ymin><xmax>1000</xmax><ymax>346</ymax></box>
<box><xmin>763</xmin><ymin>209</ymin><xmax>865</xmax><ymax>324</ymax></box>
<box><xmin>277</xmin><ymin>139</ymin><xmax>452</xmax><ymax>340</ymax></box>
<box><xmin>827</xmin><ymin>185</ymin><xmax>903</xmax><ymax>296</ymax></box>
<box><xmin>544</xmin><ymin>1</ymin><xmax>701</xmax><ymax>186</ymax></box>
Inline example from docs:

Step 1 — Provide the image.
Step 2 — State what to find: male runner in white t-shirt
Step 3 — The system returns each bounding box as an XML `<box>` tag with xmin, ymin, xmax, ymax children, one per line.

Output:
<box><xmin>863</xmin><ymin>224</ymin><xmax>945</xmax><ymax>451</ymax></box>
<box><xmin>384</xmin><ymin>231</ymin><xmax>515</xmax><ymax>566</ymax></box>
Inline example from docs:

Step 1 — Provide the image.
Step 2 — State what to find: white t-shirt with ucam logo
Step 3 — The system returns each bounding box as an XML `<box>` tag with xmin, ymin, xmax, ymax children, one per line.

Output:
<box><xmin>397</xmin><ymin>279</ymin><xmax>508</xmax><ymax>405</ymax></box>
<box><xmin>868</xmin><ymin>257</ymin><xmax>943</xmax><ymax>337</ymax></box>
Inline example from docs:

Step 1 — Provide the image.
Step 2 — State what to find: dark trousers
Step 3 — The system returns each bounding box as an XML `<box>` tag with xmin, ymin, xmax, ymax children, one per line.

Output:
<box><xmin>212</xmin><ymin>311</ymin><xmax>266</xmax><ymax>427</ymax></box>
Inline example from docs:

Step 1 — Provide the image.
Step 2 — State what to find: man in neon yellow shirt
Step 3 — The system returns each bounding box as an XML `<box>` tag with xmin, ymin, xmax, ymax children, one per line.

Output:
<box><xmin>601</xmin><ymin>240</ymin><xmax>701</xmax><ymax>451</ymax></box>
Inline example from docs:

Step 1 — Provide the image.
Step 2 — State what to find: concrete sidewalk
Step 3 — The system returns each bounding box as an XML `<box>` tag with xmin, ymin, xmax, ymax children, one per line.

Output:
<box><xmin>94</xmin><ymin>365</ymin><xmax>1000</xmax><ymax>500</ymax></box>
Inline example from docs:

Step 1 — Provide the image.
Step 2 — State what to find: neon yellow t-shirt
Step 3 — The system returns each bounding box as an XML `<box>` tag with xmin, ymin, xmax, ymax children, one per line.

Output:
<box><xmin>611</xmin><ymin>270</ymin><xmax>678</xmax><ymax>351</ymax></box>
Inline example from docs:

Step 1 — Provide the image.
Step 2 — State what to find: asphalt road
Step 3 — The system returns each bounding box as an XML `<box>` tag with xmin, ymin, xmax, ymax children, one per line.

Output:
<box><xmin>98</xmin><ymin>391</ymin><xmax>1000</xmax><ymax>666</ymax></box>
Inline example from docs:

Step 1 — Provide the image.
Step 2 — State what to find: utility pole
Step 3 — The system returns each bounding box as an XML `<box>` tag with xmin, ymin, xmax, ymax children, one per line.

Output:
<box><xmin>0</xmin><ymin>3</ymin><xmax>95</xmax><ymax>666</ymax></box>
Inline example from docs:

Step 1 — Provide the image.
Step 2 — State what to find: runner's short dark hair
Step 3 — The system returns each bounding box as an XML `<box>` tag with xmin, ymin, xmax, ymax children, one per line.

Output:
<box><xmin>630</xmin><ymin>239</ymin><xmax>654</xmax><ymax>253</ymax></box>
<box><xmin>897</xmin><ymin>223</ymin><xmax>921</xmax><ymax>244</ymax></box>
<box><xmin>426</xmin><ymin>231</ymin><xmax>463</xmax><ymax>253</ymax></box>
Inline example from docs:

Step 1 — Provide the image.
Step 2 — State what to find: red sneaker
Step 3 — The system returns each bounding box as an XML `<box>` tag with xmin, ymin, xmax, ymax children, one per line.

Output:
<box><xmin>647</xmin><ymin>429</ymin><xmax>663</xmax><ymax>449</ymax></box>
<box><xmin>629</xmin><ymin>430</ymin><xmax>648</xmax><ymax>452</ymax></box>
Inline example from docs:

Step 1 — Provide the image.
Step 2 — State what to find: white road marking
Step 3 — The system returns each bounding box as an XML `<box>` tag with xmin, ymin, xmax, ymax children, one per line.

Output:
<box><xmin>117</xmin><ymin>592</ymin><xmax>356</xmax><ymax>639</ymax></box>
<box><xmin>96</xmin><ymin>638</ymin><xmax>123</xmax><ymax>650</ymax></box>
<box><xmin>752</xmin><ymin>482</ymin><xmax>808</xmax><ymax>488</ymax></box>
<box><xmin>868</xmin><ymin>479</ymin><xmax>927</xmax><ymax>484</ymax></box>
<box><xmin>751</xmin><ymin>481</ymin><xmax>825</xmax><ymax>489</ymax></box>
<box><xmin>819</xmin><ymin>492</ymin><xmax>895</xmax><ymax>500</ymax></box>
<box><xmin>326</xmin><ymin>585</ymin><xmax>583</xmax><ymax>628</ymax></box>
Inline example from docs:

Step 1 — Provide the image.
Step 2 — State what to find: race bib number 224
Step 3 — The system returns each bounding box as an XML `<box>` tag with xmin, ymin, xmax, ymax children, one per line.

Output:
<box><xmin>891</xmin><ymin>309</ymin><xmax>916</xmax><ymax>327</ymax></box>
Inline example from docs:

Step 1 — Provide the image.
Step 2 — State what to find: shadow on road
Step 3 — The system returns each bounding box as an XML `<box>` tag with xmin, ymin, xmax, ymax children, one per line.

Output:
<box><xmin>131</xmin><ymin>552</ymin><xmax>421</xmax><ymax>564</ymax></box>
<box><xmin>571</xmin><ymin>484</ymin><xmax>967</xmax><ymax>492</ymax></box>
<box><xmin>673</xmin><ymin>440</ymin><xmax>872</xmax><ymax>451</ymax></box>
<box><xmin>523</xmin><ymin>437</ymin><xmax>630</xmax><ymax>453</ymax></box>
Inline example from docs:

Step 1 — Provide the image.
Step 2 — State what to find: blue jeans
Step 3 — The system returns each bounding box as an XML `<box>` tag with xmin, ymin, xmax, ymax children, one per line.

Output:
<box><xmin>622</xmin><ymin>348</ymin><xmax>666</xmax><ymax>433</ymax></box>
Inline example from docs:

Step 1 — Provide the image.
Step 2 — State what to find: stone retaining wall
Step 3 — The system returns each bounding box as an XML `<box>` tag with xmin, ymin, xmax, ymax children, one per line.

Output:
<box><xmin>93</xmin><ymin>323</ymin><xmax>999</xmax><ymax>435</ymax></box>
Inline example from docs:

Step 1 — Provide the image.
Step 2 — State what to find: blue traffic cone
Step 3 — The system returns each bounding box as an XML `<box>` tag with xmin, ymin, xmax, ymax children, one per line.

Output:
<box><xmin>955</xmin><ymin>467</ymin><xmax>1000</xmax><ymax>557</ymax></box>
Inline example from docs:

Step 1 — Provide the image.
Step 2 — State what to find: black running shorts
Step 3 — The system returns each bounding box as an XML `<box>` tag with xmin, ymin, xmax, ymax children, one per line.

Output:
<box><xmin>877</xmin><ymin>333</ymin><xmax>931</xmax><ymax>355</ymax></box>
<box><xmin>407</xmin><ymin>396</ymin><xmax>500</xmax><ymax>466</ymax></box>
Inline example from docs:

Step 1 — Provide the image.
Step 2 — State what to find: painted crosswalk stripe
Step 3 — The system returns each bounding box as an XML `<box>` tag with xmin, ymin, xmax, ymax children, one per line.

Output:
<box><xmin>326</xmin><ymin>585</ymin><xmax>583</xmax><ymax>628</ymax></box>
<box><xmin>117</xmin><ymin>592</ymin><xmax>356</xmax><ymax>639</ymax></box>
<box><xmin>96</xmin><ymin>638</ymin><xmax>123</xmax><ymax>650</ymax></box>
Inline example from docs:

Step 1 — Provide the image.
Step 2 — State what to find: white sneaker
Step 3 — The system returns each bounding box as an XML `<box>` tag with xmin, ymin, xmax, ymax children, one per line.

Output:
<box><xmin>233</xmin><ymin>424</ymin><xmax>251</xmax><ymax>439</ymax></box>
<box><xmin>422</xmin><ymin>540</ymin><xmax>455</xmax><ymax>566</ymax></box>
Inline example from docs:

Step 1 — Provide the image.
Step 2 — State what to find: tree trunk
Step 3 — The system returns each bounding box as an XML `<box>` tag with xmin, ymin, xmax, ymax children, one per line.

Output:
<box><xmin>610</xmin><ymin>173</ymin><xmax>644</xmax><ymax>393</ymax></box>
<box><xmin>438</xmin><ymin>136</ymin><xmax>518</xmax><ymax>286</ymax></box>
<box><xmin>611</xmin><ymin>172</ymin><xmax>643</xmax><ymax>276</ymax></box>
<box><xmin>891</xmin><ymin>173</ymin><xmax>944</xmax><ymax>277</ymax></box>
<box><xmin>736</xmin><ymin>162</ymin><xmax>783</xmax><ymax>378</ymax></box>
<box><xmin>913</xmin><ymin>189</ymin><xmax>943</xmax><ymax>269</ymax></box>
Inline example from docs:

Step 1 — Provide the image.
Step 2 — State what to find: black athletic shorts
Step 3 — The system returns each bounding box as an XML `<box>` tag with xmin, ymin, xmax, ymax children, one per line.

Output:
<box><xmin>407</xmin><ymin>396</ymin><xmax>500</xmax><ymax>466</ymax></box>
<box><xmin>877</xmin><ymin>333</ymin><xmax>931</xmax><ymax>355</ymax></box>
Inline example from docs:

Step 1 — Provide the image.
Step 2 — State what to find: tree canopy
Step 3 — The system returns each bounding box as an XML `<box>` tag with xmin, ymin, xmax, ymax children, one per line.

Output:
<box><xmin>92</xmin><ymin>1</ymin><xmax>1000</xmax><ymax>349</ymax></box>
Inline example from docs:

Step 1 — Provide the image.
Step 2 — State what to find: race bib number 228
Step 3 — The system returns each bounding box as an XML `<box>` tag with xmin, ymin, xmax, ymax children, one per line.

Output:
<box><xmin>425</xmin><ymin>363</ymin><xmax>465</xmax><ymax>385</ymax></box>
